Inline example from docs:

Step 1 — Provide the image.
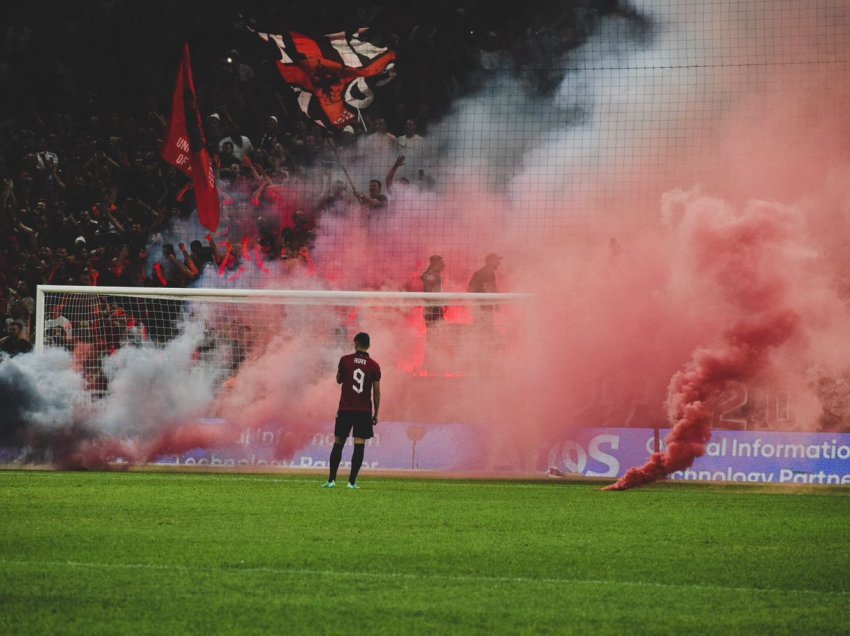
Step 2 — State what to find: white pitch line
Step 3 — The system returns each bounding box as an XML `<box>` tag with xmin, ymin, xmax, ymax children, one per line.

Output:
<box><xmin>5</xmin><ymin>473</ymin><xmax>551</xmax><ymax>487</ymax></box>
<box><xmin>1</xmin><ymin>559</ymin><xmax>847</xmax><ymax>598</ymax></box>
<box><xmin>0</xmin><ymin>472</ymin><xmax>571</xmax><ymax>489</ymax></box>
<box><xmin>211</xmin><ymin>477</ymin><xmax>557</xmax><ymax>489</ymax></box>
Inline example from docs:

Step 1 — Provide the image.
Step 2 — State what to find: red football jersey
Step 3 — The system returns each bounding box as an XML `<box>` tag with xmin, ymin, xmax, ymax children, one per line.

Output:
<box><xmin>337</xmin><ymin>351</ymin><xmax>381</xmax><ymax>413</ymax></box>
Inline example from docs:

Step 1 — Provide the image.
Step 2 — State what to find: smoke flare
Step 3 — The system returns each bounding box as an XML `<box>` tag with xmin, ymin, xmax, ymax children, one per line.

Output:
<box><xmin>605</xmin><ymin>191</ymin><xmax>817</xmax><ymax>491</ymax></box>
<box><xmin>604</xmin><ymin>310</ymin><xmax>801</xmax><ymax>490</ymax></box>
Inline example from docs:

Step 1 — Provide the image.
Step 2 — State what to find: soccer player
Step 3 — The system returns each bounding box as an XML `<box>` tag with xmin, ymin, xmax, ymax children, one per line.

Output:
<box><xmin>322</xmin><ymin>332</ymin><xmax>381</xmax><ymax>489</ymax></box>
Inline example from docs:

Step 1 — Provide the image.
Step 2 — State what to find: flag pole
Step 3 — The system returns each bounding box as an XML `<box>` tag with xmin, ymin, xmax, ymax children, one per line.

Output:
<box><xmin>325</xmin><ymin>134</ymin><xmax>359</xmax><ymax>195</ymax></box>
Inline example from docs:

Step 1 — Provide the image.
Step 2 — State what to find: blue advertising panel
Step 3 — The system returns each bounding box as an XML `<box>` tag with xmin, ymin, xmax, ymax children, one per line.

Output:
<box><xmin>5</xmin><ymin>421</ymin><xmax>849</xmax><ymax>484</ymax></box>
<box><xmin>547</xmin><ymin>428</ymin><xmax>850</xmax><ymax>484</ymax></box>
<box><xmin>159</xmin><ymin>420</ymin><xmax>487</xmax><ymax>472</ymax></box>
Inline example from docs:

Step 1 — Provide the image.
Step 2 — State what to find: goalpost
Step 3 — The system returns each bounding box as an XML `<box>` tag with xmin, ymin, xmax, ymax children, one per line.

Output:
<box><xmin>35</xmin><ymin>285</ymin><xmax>532</xmax><ymax>401</ymax></box>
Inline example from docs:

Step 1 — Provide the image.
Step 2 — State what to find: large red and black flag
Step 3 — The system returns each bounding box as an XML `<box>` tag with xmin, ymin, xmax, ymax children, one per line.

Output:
<box><xmin>255</xmin><ymin>28</ymin><xmax>396</xmax><ymax>130</ymax></box>
<box><xmin>162</xmin><ymin>43</ymin><xmax>220</xmax><ymax>232</ymax></box>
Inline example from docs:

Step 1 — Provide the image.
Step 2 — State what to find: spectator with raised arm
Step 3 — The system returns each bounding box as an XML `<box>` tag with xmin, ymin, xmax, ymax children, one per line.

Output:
<box><xmin>356</xmin><ymin>179</ymin><xmax>388</xmax><ymax>210</ymax></box>
<box><xmin>152</xmin><ymin>243</ymin><xmax>194</xmax><ymax>288</ymax></box>
<box><xmin>385</xmin><ymin>155</ymin><xmax>409</xmax><ymax>191</ymax></box>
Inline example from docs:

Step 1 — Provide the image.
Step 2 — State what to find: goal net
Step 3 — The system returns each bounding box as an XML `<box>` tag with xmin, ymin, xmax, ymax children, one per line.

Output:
<box><xmin>12</xmin><ymin>284</ymin><xmax>540</xmax><ymax>470</ymax></box>
<box><xmin>35</xmin><ymin>284</ymin><xmax>531</xmax><ymax>418</ymax></box>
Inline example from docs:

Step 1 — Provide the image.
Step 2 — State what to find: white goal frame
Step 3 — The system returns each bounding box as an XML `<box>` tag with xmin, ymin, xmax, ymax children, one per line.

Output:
<box><xmin>35</xmin><ymin>285</ymin><xmax>532</xmax><ymax>354</ymax></box>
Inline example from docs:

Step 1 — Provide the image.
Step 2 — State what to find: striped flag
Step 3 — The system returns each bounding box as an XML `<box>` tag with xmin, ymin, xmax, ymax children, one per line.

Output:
<box><xmin>256</xmin><ymin>28</ymin><xmax>396</xmax><ymax>130</ymax></box>
<box><xmin>161</xmin><ymin>43</ymin><xmax>220</xmax><ymax>232</ymax></box>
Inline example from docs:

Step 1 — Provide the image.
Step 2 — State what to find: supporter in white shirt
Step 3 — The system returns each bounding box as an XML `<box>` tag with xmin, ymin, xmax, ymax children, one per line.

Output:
<box><xmin>396</xmin><ymin>118</ymin><xmax>423</xmax><ymax>154</ymax></box>
<box><xmin>219</xmin><ymin>123</ymin><xmax>254</xmax><ymax>161</ymax></box>
<box><xmin>396</xmin><ymin>119</ymin><xmax>425</xmax><ymax>182</ymax></box>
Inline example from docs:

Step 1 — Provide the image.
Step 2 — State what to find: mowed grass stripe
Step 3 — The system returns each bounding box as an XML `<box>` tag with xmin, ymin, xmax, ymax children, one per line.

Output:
<box><xmin>3</xmin><ymin>557</ymin><xmax>849</xmax><ymax>597</ymax></box>
<box><xmin>7</xmin><ymin>467</ymin><xmax>850</xmax><ymax>496</ymax></box>
<box><xmin>2</xmin><ymin>470</ymin><xmax>849</xmax><ymax>634</ymax></box>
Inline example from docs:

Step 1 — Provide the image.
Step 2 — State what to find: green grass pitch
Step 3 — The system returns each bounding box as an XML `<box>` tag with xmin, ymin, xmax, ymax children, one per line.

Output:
<box><xmin>1</xmin><ymin>470</ymin><xmax>849</xmax><ymax>635</ymax></box>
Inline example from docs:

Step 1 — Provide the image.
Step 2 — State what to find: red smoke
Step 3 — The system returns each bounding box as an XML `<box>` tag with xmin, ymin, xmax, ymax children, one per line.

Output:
<box><xmin>141</xmin><ymin>422</ymin><xmax>240</xmax><ymax>462</ymax></box>
<box><xmin>604</xmin><ymin>309</ymin><xmax>801</xmax><ymax>490</ymax></box>
<box><xmin>54</xmin><ymin>437</ymin><xmax>137</xmax><ymax>471</ymax></box>
<box><xmin>47</xmin><ymin>421</ymin><xmax>240</xmax><ymax>470</ymax></box>
<box><xmin>604</xmin><ymin>192</ymin><xmax>815</xmax><ymax>491</ymax></box>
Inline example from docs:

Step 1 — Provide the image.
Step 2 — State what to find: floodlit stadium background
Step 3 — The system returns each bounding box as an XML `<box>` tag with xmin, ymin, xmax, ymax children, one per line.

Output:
<box><xmin>5</xmin><ymin>1</ymin><xmax>850</xmax><ymax>475</ymax></box>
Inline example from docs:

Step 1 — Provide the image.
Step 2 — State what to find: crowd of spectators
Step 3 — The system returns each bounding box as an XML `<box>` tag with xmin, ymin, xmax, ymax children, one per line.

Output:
<box><xmin>0</xmin><ymin>0</ymin><xmax>612</xmax><ymax>351</ymax></box>
<box><xmin>4</xmin><ymin>1</ymin><xmax>839</xmax><ymax>435</ymax></box>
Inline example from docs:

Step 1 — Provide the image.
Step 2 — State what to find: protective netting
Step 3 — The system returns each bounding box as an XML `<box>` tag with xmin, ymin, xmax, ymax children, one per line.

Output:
<box><xmin>141</xmin><ymin>0</ymin><xmax>850</xmax><ymax>294</ymax></box>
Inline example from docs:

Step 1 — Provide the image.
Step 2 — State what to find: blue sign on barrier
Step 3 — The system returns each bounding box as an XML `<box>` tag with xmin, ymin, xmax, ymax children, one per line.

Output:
<box><xmin>5</xmin><ymin>421</ymin><xmax>848</xmax><ymax>484</ymax></box>
<box><xmin>162</xmin><ymin>424</ymin><xmax>850</xmax><ymax>483</ymax></box>
<box><xmin>160</xmin><ymin>421</ymin><xmax>487</xmax><ymax>472</ymax></box>
<box><xmin>547</xmin><ymin>428</ymin><xmax>850</xmax><ymax>484</ymax></box>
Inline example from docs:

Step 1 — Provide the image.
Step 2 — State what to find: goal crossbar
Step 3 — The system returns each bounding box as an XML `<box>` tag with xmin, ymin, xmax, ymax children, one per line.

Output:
<box><xmin>35</xmin><ymin>285</ymin><xmax>533</xmax><ymax>354</ymax></box>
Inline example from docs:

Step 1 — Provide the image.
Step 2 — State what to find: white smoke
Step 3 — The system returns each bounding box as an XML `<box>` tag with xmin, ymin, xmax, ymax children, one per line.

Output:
<box><xmin>0</xmin><ymin>349</ymin><xmax>87</xmax><ymax>432</ymax></box>
<box><xmin>90</xmin><ymin>320</ymin><xmax>216</xmax><ymax>436</ymax></box>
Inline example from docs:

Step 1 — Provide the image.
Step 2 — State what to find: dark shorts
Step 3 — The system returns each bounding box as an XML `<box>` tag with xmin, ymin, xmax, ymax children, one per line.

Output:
<box><xmin>335</xmin><ymin>411</ymin><xmax>374</xmax><ymax>440</ymax></box>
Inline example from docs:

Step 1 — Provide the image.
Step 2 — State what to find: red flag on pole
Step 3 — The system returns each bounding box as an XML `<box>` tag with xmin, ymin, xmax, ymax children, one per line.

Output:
<box><xmin>162</xmin><ymin>43</ymin><xmax>220</xmax><ymax>232</ymax></box>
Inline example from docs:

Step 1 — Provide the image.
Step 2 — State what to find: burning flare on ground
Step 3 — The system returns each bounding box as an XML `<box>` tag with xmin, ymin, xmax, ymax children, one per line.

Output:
<box><xmin>604</xmin><ymin>310</ymin><xmax>801</xmax><ymax>490</ymax></box>
<box><xmin>605</xmin><ymin>191</ymin><xmax>819</xmax><ymax>491</ymax></box>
